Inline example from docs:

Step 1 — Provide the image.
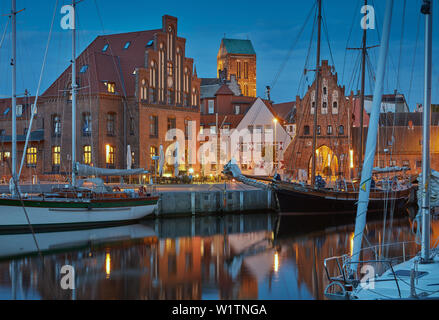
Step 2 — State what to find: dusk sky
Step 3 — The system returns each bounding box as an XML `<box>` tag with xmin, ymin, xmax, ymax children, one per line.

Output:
<box><xmin>0</xmin><ymin>0</ymin><xmax>438</xmax><ymax>110</ymax></box>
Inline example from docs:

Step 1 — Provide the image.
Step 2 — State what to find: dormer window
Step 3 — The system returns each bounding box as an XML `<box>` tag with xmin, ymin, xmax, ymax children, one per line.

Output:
<box><xmin>104</xmin><ymin>82</ymin><xmax>116</xmax><ymax>93</ymax></box>
<box><xmin>102</xmin><ymin>44</ymin><xmax>109</xmax><ymax>52</ymax></box>
<box><xmin>123</xmin><ymin>41</ymin><xmax>131</xmax><ymax>50</ymax></box>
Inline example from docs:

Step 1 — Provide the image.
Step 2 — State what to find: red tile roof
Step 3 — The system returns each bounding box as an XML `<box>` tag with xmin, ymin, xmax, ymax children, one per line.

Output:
<box><xmin>272</xmin><ymin>101</ymin><xmax>296</xmax><ymax>122</ymax></box>
<box><xmin>42</xmin><ymin>30</ymin><xmax>160</xmax><ymax>98</ymax></box>
<box><xmin>200</xmin><ymin>114</ymin><xmax>245</xmax><ymax>129</ymax></box>
<box><xmin>215</xmin><ymin>84</ymin><xmax>234</xmax><ymax>96</ymax></box>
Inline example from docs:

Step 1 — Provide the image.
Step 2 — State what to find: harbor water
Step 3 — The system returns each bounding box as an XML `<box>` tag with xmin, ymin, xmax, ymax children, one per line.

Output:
<box><xmin>0</xmin><ymin>211</ymin><xmax>435</xmax><ymax>300</ymax></box>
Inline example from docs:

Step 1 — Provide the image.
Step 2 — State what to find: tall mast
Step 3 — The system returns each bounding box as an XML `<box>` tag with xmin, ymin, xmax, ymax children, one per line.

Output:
<box><xmin>10</xmin><ymin>0</ymin><xmax>17</xmax><ymax>195</ymax></box>
<box><xmin>358</xmin><ymin>0</ymin><xmax>368</xmax><ymax>174</ymax></box>
<box><xmin>421</xmin><ymin>0</ymin><xmax>432</xmax><ymax>263</ymax></box>
<box><xmin>350</xmin><ymin>0</ymin><xmax>394</xmax><ymax>274</ymax></box>
<box><xmin>311</xmin><ymin>0</ymin><xmax>322</xmax><ymax>188</ymax></box>
<box><xmin>71</xmin><ymin>0</ymin><xmax>77</xmax><ymax>187</ymax></box>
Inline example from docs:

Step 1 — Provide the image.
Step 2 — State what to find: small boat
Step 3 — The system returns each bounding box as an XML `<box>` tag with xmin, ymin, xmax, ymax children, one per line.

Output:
<box><xmin>1</xmin><ymin>1</ymin><xmax>158</xmax><ymax>232</ymax></box>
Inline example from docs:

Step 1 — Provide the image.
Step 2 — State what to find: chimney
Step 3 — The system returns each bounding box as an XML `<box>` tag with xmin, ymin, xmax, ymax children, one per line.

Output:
<box><xmin>266</xmin><ymin>86</ymin><xmax>271</xmax><ymax>101</ymax></box>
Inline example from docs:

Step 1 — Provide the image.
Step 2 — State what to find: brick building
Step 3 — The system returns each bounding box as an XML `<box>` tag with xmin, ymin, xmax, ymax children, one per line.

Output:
<box><xmin>0</xmin><ymin>15</ymin><xmax>201</xmax><ymax>182</ymax></box>
<box><xmin>283</xmin><ymin>60</ymin><xmax>353</xmax><ymax>182</ymax></box>
<box><xmin>352</xmin><ymin>112</ymin><xmax>439</xmax><ymax>176</ymax></box>
<box><xmin>217</xmin><ymin>38</ymin><xmax>257</xmax><ymax>97</ymax></box>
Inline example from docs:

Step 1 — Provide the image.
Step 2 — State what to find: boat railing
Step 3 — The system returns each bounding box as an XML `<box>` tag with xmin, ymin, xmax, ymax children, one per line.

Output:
<box><xmin>324</xmin><ymin>255</ymin><xmax>403</xmax><ymax>299</ymax></box>
<box><xmin>324</xmin><ymin>241</ymin><xmax>418</xmax><ymax>299</ymax></box>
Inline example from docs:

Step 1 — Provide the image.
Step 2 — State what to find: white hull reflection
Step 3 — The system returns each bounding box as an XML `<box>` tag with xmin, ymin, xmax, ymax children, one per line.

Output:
<box><xmin>0</xmin><ymin>224</ymin><xmax>157</xmax><ymax>259</ymax></box>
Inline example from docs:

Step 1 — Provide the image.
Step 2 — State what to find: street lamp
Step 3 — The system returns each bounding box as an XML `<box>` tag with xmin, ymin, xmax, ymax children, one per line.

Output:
<box><xmin>273</xmin><ymin>118</ymin><xmax>278</xmax><ymax>171</ymax></box>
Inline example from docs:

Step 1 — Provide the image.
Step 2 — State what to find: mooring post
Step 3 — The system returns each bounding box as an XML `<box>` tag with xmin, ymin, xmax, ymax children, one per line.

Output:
<box><xmin>191</xmin><ymin>192</ymin><xmax>196</xmax><ymax>216</ymax></box>
<box><xmin>267</xmin><ymin>190</ymin><xmax>272</xmax><ymax>209</ymax></box>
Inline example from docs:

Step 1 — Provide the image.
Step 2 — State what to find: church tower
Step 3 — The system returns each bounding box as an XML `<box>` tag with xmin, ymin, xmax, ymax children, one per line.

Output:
<box><xmin>217</xmin><ymin>38</ymin><xmax>256</xmax><ymax>97</ymax></box>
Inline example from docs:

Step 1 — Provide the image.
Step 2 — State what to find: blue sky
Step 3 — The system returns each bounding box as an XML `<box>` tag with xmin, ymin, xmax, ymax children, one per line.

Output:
<box><xmin>0</xmin><ymin>0</ymin><xmax>438</xmax><ymax>110</ymax></box>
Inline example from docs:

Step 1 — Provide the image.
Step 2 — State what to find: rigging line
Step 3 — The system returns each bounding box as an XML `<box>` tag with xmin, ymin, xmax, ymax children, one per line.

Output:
<box><xmin>395</xmin><ymin>0</ymin><xmax>406</xmax><ymax>92</ymax></box>
<box><xmin>18</xmin><ymin>0</ymin><xmax>59</xmax><ymax>180</ymax></box>
<box><xmin>407</xmin><ymin>12</ymin><xmax>422</xmax><ymax>110</ymax></box>
<box><xmin>0</xmin><ymin>17</ymin><xmax>10</xmax><ymax>50</ymax></box>
<box><xmin>93</xmin><ymin>0</ymin><xmax>134</xmax><ymax>154</ymax></box>
<box><xmin>341</xmin><ymin>0</ymin><xmax>362</xmax><ymax>85</ymax></box>
<box><xmin>297</xmin><ymin>10</ymin><xmax>317</xmax><ymax>98</ymax></box>
<box><xmin>321</xmin><ymin>6</ymin><xmax>336</xmax><ymax>72</ymax></box>
<box><xmin>270</xmin><ymin>1</ymin><xmax>317</xmax><ymax>90</ymax></box>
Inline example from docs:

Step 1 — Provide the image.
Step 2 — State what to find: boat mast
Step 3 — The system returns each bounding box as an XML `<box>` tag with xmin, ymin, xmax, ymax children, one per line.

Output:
<box><xmin>71</xmin><ymin>0</ymin><xmax>77</xmax><ymax>188</ymax></box>
<box><xmin>421</xmin><ymin>0</ymin><xmax>432</xmax><ymax>263</ymax></box>
<box><xmin>311</xmin><ymin>0</ymin><xmax>322</xmax><ymax>188</ymax></box>
<box><xmin>350</xmin><ymin>0</ymin><xmax>394</xmax><ymax>274</ymax></box>
<box><xmin>358</xmin><ymin>0</ymin><xmax>368</xmax><ymax>174</ymax></box>
<box><xmin>10</xmin><ymin>0</ymin><xmax>17</xmax><ymax>195</ymax></box>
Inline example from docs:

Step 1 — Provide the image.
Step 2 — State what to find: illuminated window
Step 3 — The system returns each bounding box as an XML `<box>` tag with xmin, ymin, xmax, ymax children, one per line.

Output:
<box><xmin>105</xmin><ymin>145</ymin><xmax>115</xmax><ymax>166</ymax></box>
<box><xmin>83</xmin><ymin>145</ymin><xmax>92</xmax><ymax>165</ymax></box>
<box><xmin>52</xmin><ymin>146</ymin><xmax>61</xmax><ymax>165</ymax></box>
<box><xmin>244</xmin><ymin>62</ymin><xmax>248</xmax><ymax>79</ymax></box>
<box><xmin>234</xmin><ymin>105</ymin><xmax>240</xmax><ymax>115</ymax></box>
<box><xmin>150</xmin><ymin>146</ymin><xmax>158</xmax><ymax>159</ymax></box>
<box><xmin>167</xmin><ymin>62</ymin><xmax>173</xmax><ymax>76</ymax></box>
<box><xmin>105</xmin><ymin>82</ymin><xmax>116</xmax><ymax>93</ymax></box>
<box><xmin>26</xmin><ymin>147</ymin><xmax>37</xmax><ymax>167</ymax></box>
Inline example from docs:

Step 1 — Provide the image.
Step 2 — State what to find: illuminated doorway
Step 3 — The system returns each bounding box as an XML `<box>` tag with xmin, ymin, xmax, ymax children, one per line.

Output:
<box><xmin>309</xmin><ymin>145</ymin><xmax>339</xmax><ymax>181</ymax></box>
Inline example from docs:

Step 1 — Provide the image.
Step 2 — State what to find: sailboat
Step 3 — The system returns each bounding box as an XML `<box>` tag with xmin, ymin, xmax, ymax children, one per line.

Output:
<box><xmin>224</xmin><ymin>0</ymin><xmax>414</xmax><ymax>215</ymax></box>
<box><xmin>324</xmin><ymin>0</ymin><xmax>439</xmax><ymax>300</ymax></box>
<box><xmin>0</xmin><ymin>0</ymin><xmax>158</xmax><ymax>233</ymax></box>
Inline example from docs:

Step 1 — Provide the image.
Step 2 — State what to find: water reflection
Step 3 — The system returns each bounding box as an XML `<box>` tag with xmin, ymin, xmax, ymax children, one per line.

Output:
<box><xmin>0</xmin><ymin>213</ymin><xmax>436</xmax><ymax>300</ymax></box>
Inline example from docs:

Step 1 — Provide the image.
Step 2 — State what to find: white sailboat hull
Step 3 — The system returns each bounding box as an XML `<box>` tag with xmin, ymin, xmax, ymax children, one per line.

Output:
<box><xmin>0</xmin><ymin>198</ymin><xmax>158</xmax><ymax>232</ymax></box>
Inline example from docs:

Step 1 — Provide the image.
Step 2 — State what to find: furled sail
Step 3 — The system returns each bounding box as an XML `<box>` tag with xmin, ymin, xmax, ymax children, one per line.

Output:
<box><xmin>75</xmin><ymin>163</ymin><xmax>148</xmax><ymax>177</ymax></box>
<box><xmin>223</xmin><ymin>159</ymin><xmax>271</xmax><ymax>190</ymax></box>
<box><xmin>417</xmin><ymin>170</ymin><xmax>439</xmax><ymax>207</ymax></box>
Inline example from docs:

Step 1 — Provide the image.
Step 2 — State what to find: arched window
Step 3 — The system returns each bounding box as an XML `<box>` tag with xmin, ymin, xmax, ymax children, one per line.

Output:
<box><xmin>150</xmin><ymin>61</ymin><xmax>157</xmax><ymax>103</ymax></box>
<box><xmin>304</xmin><ymin>125</ymin><xmax>310</xmax><ymax>136</ymax></box>
<box><xmin>107</xmin><ymin>112</ymin><xmax>116</xmax><ymax>136</ymax></box>
<box><xmin>52</xmin><ymin>114</ymin><xmax>61</xmax><ymax>136</ymax></box>
<box><xmin>140</xmin><ymin>79</ymin><xmax>148</xmax><ymax>101</ymax></box>
<box><xmin>82</xmin><ymin>112</ymin><xmax>92</xmax><ymax>136</ymax></box>
<box><xmin>339</xmin><ymin>125</ymin><xmax>345</xmax><ymax>135</ymax></box>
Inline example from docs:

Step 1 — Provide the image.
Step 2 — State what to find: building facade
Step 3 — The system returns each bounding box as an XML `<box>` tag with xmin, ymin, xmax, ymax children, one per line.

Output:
<box><xmin>283</xmin><ymin>60</ymin><xmax>353</xmax><ymax>182</ymax></box>
<box><xmin>0</xmin><ymin>15</ymin><xmax>201</xmax><ymax>183</ymax></box>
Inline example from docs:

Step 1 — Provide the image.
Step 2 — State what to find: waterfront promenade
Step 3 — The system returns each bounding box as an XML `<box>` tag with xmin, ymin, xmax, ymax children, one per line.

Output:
<box><xmin>0</xmin><ymin>182</ymin><xmax>275</xmax><ymax>216</ymax></box>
